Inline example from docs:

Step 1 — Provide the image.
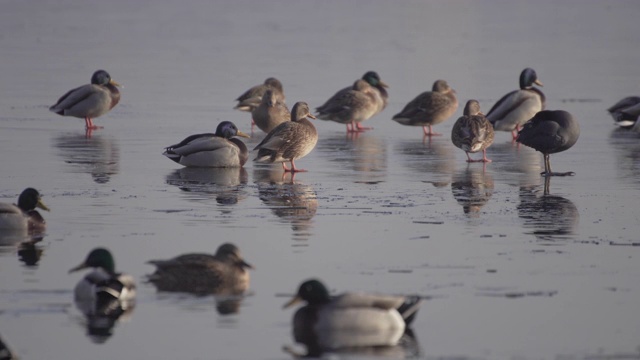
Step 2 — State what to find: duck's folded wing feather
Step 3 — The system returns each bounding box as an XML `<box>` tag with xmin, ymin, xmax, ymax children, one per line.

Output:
<box><xmin>50</xmin><ymin>84</ymin><xmax>100</xmax><ymax>112</ymax></box>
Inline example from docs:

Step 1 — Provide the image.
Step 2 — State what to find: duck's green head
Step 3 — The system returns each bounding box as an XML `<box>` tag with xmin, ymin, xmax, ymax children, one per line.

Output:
<box><xmin>291</xmin><ymin>102</ymin><xmax>316</xmax><ymax>122</ymax></box>
<box><xmin>362</xmin><ymin>71</ymin><xmax>389</xmax><ymax>89</ymax></box>
<box><xmin>519</xmin><ymin>68</ymin><xmax>543</xmax><ymax>89</ymax></box>
<box><xmin>216</xmin><ymin>243</ymin><xmax>253</xmax><ymax>269</ymax></box>
<box><xmin>283</xmin><ymin>279</ymin><xmax>331</xmax><ymax>308</ymax></box>
<box><xmin>91</xmin><ymin>70</ymin><xmax>121</xmax><ymax>88</ymax></box>
<box><xmin>216</xmin><ymin>121</ymin><xmax>249</xmax><ymax>139</ymax></box>
<box><xmin>69</xmin><ymin>248</ymin><xmax>116</xmax><ymax>274</ymax></box>
<box><xmin>17</xmin><ymin>188</ymin><xmax>50</xmax><ymax>212</ymax></box>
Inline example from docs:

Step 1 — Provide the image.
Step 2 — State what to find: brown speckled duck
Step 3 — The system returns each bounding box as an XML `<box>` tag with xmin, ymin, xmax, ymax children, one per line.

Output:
<box><xmin>315</xmin><ymin>79</ymin><xmax>379</xmax><ymax>133</ymax></box>
<box><xmin>234</xmin><ymin>77</ymin><xmax>285</xmax><ymax>113</ymax></box>
<box><xmin>50</xmin><ymin>70</ymin><xmax>121</xmax><ymax>130</ymax></box>
<box><xmin>451</xmin><ymin>100</ymin><xmax>495</xmax><ymax>163</ymax></box>
<box><xmin>392</xmin><ymin>79</ymin><xmax>458</xmax><ymax>136</ymax></box>
<box><xmin>254</xmin><ymin>102</ymin><xmax>318</xmax><ymax>173</ymax></box>
<box><xmin>146</xmin><ymin>243</ymin><xmax>253</xmax><ymax>295</ymax></box>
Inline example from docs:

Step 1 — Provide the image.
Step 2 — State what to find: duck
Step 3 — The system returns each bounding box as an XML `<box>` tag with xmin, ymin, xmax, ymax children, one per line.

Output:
<box><xmin>234</xmin><ymin>77</ymin><xmax>285</xmax><ymax>113</ymax></box>
<box><xmin>392</xmin><ymin>79</ymin><xmax>458</xmax><ymax>136</ymax></box>
<box><xmin>254</xmin><ymin>101</ymin><xmax>318</xmax><ymax>173</ymax></box>
<box><xmin>50</xmin><ymin>70</ymin><xmax>121</xmax><ymax>130</ymax></box>
<box><xmin>607</xmin><ymin>96</ymin><xmax>640</xmax><ymax>128</ymax></box>
<box><xmin>0</xmin><ymin>188</ymin><xmax>49</xmax><ymax>233</ymax></box>
<box><xmin>163</xmin><ymin>121</ymin><xmax>250</xmax><ymax>168</ymax></box>
<box><xmin>316</xmin><ymin>71</ymin><xmax>389</xmax><ymax>119</ymax></box>
<box><xmin>486</xmin><ymin>68</ymin><xmax>545</xmax><ymax>140</ymax></box>
<box><xmin>315</xmin><ymin>79</ymin><xmax>379</xmax><ymax>133</ymax></box>
<box><xmin>516</xmin><ymin>110</ymin><xmax>580</xmax><ymax>177</ymax></box>
<box><xmin>252</xmin><ymin>89</ymin><xmax>291</xmax><ymax>133</ymax></box>
<box><xmin>69</xmin><ymin>248</ymin><xmax>136</xmax><ymax>316</ymax></box>
<box><xmin>283</xmin><ymin>279</ymin><xmax>422</xmax><ymax>350</ymax></box>
<box><xmin>451</xmin><ymin>100</ymin><xmax>495</xmax><ymax>163</ymax></box>
<box><xmin>147</xmin><ymin>243</ymin><xmax>253</xmax><ymax>295</ymax></box>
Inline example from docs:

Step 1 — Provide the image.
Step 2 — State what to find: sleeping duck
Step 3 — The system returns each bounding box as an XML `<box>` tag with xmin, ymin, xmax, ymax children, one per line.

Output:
<box><xmin>315</xmin><ymin>79</ymin><xmax>379</xmax><ymax>133</ymax></box>
<box><xmin>392</xmin><ymin>79</ymin><xmax>458</xmax><ymax>136</ymax></box>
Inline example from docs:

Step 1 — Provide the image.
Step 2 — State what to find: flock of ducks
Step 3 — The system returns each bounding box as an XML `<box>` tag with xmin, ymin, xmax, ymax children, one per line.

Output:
<box><xmin>5</xmin><ymin>64</ymin><xmax>637</xmax><ymax>354</ymax></box>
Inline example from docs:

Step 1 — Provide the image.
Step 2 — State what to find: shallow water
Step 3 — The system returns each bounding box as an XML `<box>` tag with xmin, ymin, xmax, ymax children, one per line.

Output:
<box><xmin>1</xmin><ymin>0</ymin><xmax>640</xmax><ymax>359</ymax></box>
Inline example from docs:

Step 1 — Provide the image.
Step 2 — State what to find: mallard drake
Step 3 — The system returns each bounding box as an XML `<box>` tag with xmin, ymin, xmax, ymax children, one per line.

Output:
<box><xmin>516</xmin><ymin>110</ymin><xmax>580</xmax><ymax>177</ymax></box>
<box><xmin>316</xmin><ymin>71</ymin><xmax>389</xmax><ymax>119</ymax></box>
<box><xmin>392</xmin><ymin>79</ymin><xmax>458</xmax><ymax>136</ymax></box>
<box><xmin>252</xmin><ymin>89</ymin><xmax>291</xmax><ymax>133</ymax></box>
<box><xmin>163</xmin><ymin>121</ymin><xmax>250</xmax><ymax>168</ymax></box>
<box><xmin>234</xmin><ymin>77</ymin><xmax>285</xmax><ymax>113</ymax></box>
<box><xmin>69</xmin><ymin>248</ymin><xmax>136</xmax><ymax>315</ymax></box>
<box><xmin>451</xmin><ymin>100</ymin><xmax>495</xmax><ymax>163</ymax></box>
<box><xmin>315</xmin><ymin>79</ymin><xmax>379</xmax><ymax>133</ymax></box>
<box><xmin>254</xmin><ymin>102</ymin><xmax>318</xmax><ymax>173</ymax></box>
<box><xmin>0</xmin><ymin>188</ymin><xmax>49</xmax><ymax>233</ymax></box>
<box><xmin>486</xmin><ymin>68</ymin><xmax>545</xmax><ymax>139</ymax></box>
<box><xmin>283</xmin><ymin>279</ymin><xmax>422</xmax><ymax>350</ymax></box>
<box><xmin>147</xmin><ymin>243</ymin><xmax>253</xmax><ymax>295</ymax></box>
<box><xmin>607</xmin><ymin>96</ymin><xmax>640</xmax><ymax>128</ymax></box>
<box><xmin>50</xmin><ymin>70</ymin><xmax>121</xmax><ymax>130</ymax></box>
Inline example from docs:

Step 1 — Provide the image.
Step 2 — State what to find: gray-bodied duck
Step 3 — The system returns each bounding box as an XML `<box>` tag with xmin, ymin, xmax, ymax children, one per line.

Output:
<box><xmin>0</xmin><ymin>188</ymin><xmax>50</xmax><ymax>234</ymax></box>
<box><xmin>163</xmin><ymin>121</ymin><xmax>250</xmax><ymax>168</ymax></box>
<box><xmin>254</xmin><ymin>102</ymin><xmax>318</xmax><ymax>173</ymax></box>
<box><xmin>315</xmin><ymin>79</ymin><xmax>379</xmax><ymax>133</ymax></box>
<box><xmin>317</xmin><ymin>71</ymin><xmax>389</xmax><ymax>119</ymax></box>
<box><xmin>234</xmin><ymin>77</ymin><xmax>285</xmax><ymax>113</ymax></box>
<box><xmin>516</xmin><ymin>110</ymin><xmax>580</xmax><ymax>177</ymax></box>
<box><xmin>283</xmin><ymin>279</ymin><xmax>422</xmax><ymax>350</ymax></box>
<box><xmin>147</xmin><ymin>243</ymin><xmax>253</xmax><ymax>295</ymax></box>
<box><xmin>392</xmin><ymin>79</ymin><xmax>458</xmax><ymax>136</ymax></box>
<box><xmin>486</xmin><ymin>68</ymin><xmax>545</xmax><ymax>139</ymax></box>
<box><xmin>69</xmin><ymin>248</ymin><xmax>136</xmax><ymax>314</ymax></box>
<box><xmin>50</xmin><ymin>70</ymin><xmax>121</xmax><ymax>130</ymax></box>
<box><xmin>451</xmin><ymin>100</ymin><xmax>495</xmax><ymax>163</ymax></box>
<box><xmin>252</xmin><ymin>89</ymin><xmax>291</xmax><ymax>133</ymax></box>
<box><xmin>607</xmin><ymin>96</ymin><xmax>640</xmax><ymax>129</ymax></box>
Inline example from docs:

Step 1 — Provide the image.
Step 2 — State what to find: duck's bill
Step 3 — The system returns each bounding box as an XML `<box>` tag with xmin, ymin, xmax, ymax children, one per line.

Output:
<box><xmin>68</xmin><ymin>262</ymin><xmax>87</xmax><ymax>273</ymax></box>
<box><xmin>236</xmin><ymin>130</ymin><xmax>251</xmax><ymax>138</ymax></box>
<box><xmin>110</xmin><ymin>79</ymin><xmax>123</xmax><ymax>88</ymax></box>
<box><xmin>534</xmin><ymin>79</ymin><xmax>543</xmax><ymax>87</ymax></box>
<box><xmin>283</xmin><ymin>295</ymin><xmax>302</xmax><ymax>309</ymax></box>
<box><xmin>37</xmin><ymin>199</ymin><xmax>50</xmax><ymax>212</ymax></box>
<box><xmin>379</xmin><ymin>80</ymin><xmax>390</xmax><ymax>88</ymax></box>
<box><xmin>307</xmin><ymin>113</ymin><xmax>317</xmax><ymax>120</ymax></box>
<box><xmin>240</xmin><ymin>259</ymin><xmax>254</xmax><ymax>269</ymax></box>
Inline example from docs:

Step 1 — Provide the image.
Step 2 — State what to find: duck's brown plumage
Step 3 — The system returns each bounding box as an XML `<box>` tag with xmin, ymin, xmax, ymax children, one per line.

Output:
<box><xmin>451</xmin><ymin>100</ymin><xmax>495</xmax><ymax>163</ymax></box>
<box><xmin>392</xmin><ymin>79</ymin><xmax>458</xmax><ymax>136</ymax></box>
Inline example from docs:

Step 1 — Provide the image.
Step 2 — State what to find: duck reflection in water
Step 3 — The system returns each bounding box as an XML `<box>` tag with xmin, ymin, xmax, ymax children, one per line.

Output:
<box><xmin>397</xmin><ymin>136</ymin><xmax>455</xmax><ymax>187</ymax></box>
<box><xmin>517</xmin><ymin>178</ymin><xmax>579</xmax><ymax>241</ymax></box>
<box><xmin>165</xmin><ymin>167</ymin><xmax>248</xmax><ymax>206</ymax></box>
<box><xmin>146</xmin><ymin>243</ymin><xmax>253</xmax><ymax>315</ymax></box>
<box><xmin>53</xmin><ymin>133</ymin><xmax>119</xmax><ymax>184</ymax></box>
<box><xmin>451</xmin><ymin>166</ymin><xmax>494</xmax><ymax>216</ymax></box>
<box><xmin>315</xmin><ymin>132</ymin><xmax>387</xmax><ymax>182</ymax></box>
<box><xmin>282</xmin><ymin>279</ymin><xmax>422</xmax><ymax>358</ymax></box>
<box><xmin>17</xmin><ymin>236</ymin><xmax>45</xmax><ymax>267</ymax></box>
<box><xmin>609</xmin><ymin>129</ymin><xmax>640</xmax><ymax>186</ymax></box>
<box><xmin>254</xmin><ymin>167</ymin><xmax>318</xmax><ymax>241</ymax></box>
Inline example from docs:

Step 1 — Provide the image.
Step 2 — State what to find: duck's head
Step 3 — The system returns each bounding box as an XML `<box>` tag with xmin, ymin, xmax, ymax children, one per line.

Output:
<box><xmin>215</xmin><ymin>243</ymin><xmax>253</xmax><ymax>270</ymax></box>
<box><xmin>283</xmin><ymin>279</ymin><xmax>331</xmax><ymax>308</ymax></box>
<box><xmin>463</xmin><ymin>99</ymin><xmax>483</xmax><ymax>117</ymax></box>
<box><xmin>432</xmin><ymin>79</ymin><xmax>453</xmax><ymax>94</ymax></box>
<box><xmin>17</xmin><ymin>188</ymin><xmax>50</xmax><ymax>212</ymax></box>
<box><xmin>519</xmin><ymin>68</ymin><xmax>543</xmax><ymax>89</ymax></box>
<box><xmin>291</xmin><ymin>102</ymin><xmax>316</xmax><ymax>122</ymax></box>
<box><xmin>362</xmin><ymin>71</ymin><xmax>389</xmax><ymax>89</ymax></box>
<box><xmin>91</xmin><ymin>70</ymin><xmax>121</xmax><ymax>88</ymax></box>
<box><xmin>261</xmin><ymin>89</ymin><xmax>278</xmax><ymax>107</ymax></box>
<box><xmin>69</xmin><ymin>248</ymin><xmax>116</xmax><ymax>274</ymax></box>
<box><xmin>264</xmin><ymin>77</ymin><xmax>284</xmax><ymax>93</ymax></box>
<box><xmin>215</xmin><ymin>121</ymin><xmax>249</xmax><ymax>139</ymax></box>
<box><xmin>352</xmin><ymin>79</ymin><xmax>373</xmax><ymax>92</ymax></box>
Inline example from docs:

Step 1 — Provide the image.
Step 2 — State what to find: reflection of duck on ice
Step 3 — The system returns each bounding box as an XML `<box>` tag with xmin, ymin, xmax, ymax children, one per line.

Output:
<box><xmin>451</xmin><ymin>166</ymin><xmax>494</xmax><ymax>216</ymax></box>
<box><xmin>165</xmin><ymin>167</ymin><xmax>248</xmax><ymax>205</ymax></box>
<box><xmin>53</xmin><ymin>133</ymin><xmax>119</xmax><ymax>184</ymax></box>
<box><xmin>517</xmin><ymin>181</ymin><xmax>579</xmax><ymax>241</ymax></box>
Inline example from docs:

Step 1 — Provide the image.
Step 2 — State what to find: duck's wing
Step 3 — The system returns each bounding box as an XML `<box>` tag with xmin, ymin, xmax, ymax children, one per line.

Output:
<box><xmin>485</xmin><ymin>89</ymin><xmax>532</xmax><ymax>123</ymax></box>
<box><xmin>49</xmin><ymin>84</ymin><xmax>102</xmax><ymax>114</ymax></box>
<box><xmin>392</xmin><ymin>91</ymin><xmax>431</xmax><ymax>121</ymax></box>
<box><xmin>316</xmin><ymin>86</ymin><xmax>351</xmax><ymax>113</ymax></box>
<box><xmin>332</xmin><ymin>293</ymin><xmax>406</xmax><ymax>310</ymax></box>
<box><xmin>0</xmin><ymin>202</ymin><xmax>22</xmax><ymax>216</ymax></box>
<box><xmin>164</xmin><ymin>134</ymin><xmax>229</xmax><ymax>157</ymax></box>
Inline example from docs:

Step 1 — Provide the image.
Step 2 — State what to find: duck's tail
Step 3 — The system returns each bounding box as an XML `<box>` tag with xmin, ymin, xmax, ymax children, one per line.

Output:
<box><xmin>397</xmin><ymin>296</ymin><xmax>422</xmax><ymax>326</ymax></box>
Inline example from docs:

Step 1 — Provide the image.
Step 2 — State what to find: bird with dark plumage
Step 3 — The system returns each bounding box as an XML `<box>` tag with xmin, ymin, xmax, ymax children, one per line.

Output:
<box><xmin>486</xmin><ymin>68</ymin><xmax>545</xmax><ymax>140</ymax></box>
<box><xmin>451</xmin><ymin>100</ymin><xmax>495</xmax><ymax>163</ymax></box>
<box><xmin>607</xmin><ymin>96</ymin><xmax>640</xmax><ymax>129</ymax></box>
<box><xmin>254</xmin><ymin>102</ymin><xmax>318</xmax><ymax>173</ymax></box>
<box><xmin>146</xmin><ymin>243</ymin><xmax>253</xmax><ymax>296</ymax></box>
<box><xmin>163</xmin><ymin>121</ymin><xmax>250</xmax><ymax>168</ymax></box>
<box><xmin>0</xmin><ymin>188</ymin><xmax>50</xmax><ymax>233</ymax></box>
<box><xmin>516</xmin><ymin>110</ymin><xmax>580</xmax><ymax>177</ymax></box>
<box><xmin>283</xmin><ymin>279</ymin><xmax>422</xmax><ymax>350</ymax></box>
<box><xmin>234</xmin><ymin>77</ymin><xmax>285</xmax><ymax>113</ymax></box>
<box><xmin>50</xmin><ymin>70</ymin><xmax>121</xmax><ymax>130</ymax></box>
<box><xmin>392</xmin><ymin>79</ymin><xmax>458</xmax><ymax>136</ymax></box>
